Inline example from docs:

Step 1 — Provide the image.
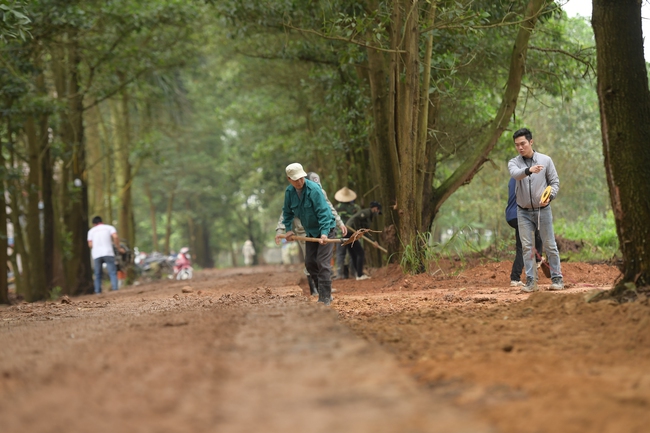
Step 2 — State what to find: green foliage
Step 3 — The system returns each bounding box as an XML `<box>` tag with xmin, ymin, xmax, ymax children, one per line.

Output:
<box><xmin>399</xmin><ymin>227</ymin><xmax>491</xmax><ymax>275</ymax></box>
<box><xmin>49</xmin><ymin>286</ymin><xmax>62</xmax><ymax>301</ymax></box>
<box><xmin>128</xmin><ymin>1</ymin><xmax>604</xmax><ymax>264</ymax></box>
<box><xmin>555</xmin><ymin>211</ymin><xmax>619</xmax><ymax>261</ymax></box>
<box><xmin>398</xmin><ymin>233</ymin><xmax>431</xmax><ymax>275</ymax></box>
<box><xmin>1</xmin><ymin>0</ymin><xmax>617</xmax><ymax>296</ymax></box>
<box><xmin>403</xmin><ymin>210</ymin><xmax>618</xmax><ymax>271</ymax></box>
<box><xmin>0</xmin><ymin>1</ymin><xmax>30</xmax><ymax>42</ymax></box>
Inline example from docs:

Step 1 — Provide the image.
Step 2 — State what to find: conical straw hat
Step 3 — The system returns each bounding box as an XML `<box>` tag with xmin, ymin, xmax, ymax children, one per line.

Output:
<box><xmin>334</xmin><ymin>187</ymin><xmax>357</xmax><ymax>202</ymax></box>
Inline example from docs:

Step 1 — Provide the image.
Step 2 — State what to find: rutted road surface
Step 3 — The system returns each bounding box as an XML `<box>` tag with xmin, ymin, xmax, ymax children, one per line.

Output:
<box><xmin>1</xmin><ymin>266</ymin><xmax>488</xmax><ymax>433</ymax></box>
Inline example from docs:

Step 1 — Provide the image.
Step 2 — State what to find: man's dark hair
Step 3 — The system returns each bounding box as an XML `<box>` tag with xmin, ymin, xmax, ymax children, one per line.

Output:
<box><xmin>513</xmin><ymin>128</ymin><xmax>533</xmax><ymax>141</ymax></box>
<box><xmin>92</xmin><ymin>216</ymin><xmax>103</xmax><ymax>225</ymax></box>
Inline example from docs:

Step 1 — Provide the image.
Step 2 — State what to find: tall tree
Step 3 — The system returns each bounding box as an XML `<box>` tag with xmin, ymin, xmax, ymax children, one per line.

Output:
<box><xmin>212</xmin><ymin>0</ymin><xmax>594</xmax><ymax>270</ymax></box>
<box><xmin>52</xmin><ymin>27</ymin><xmax>93</xmax><ymax>296</ymax></box>
<box><xmin>0</xmin><ymin>137</ymin><xmax>7</xmax><ymax>304</ymax></box>
<box><xmin>592</xmin><ymin>0</ymin><xmax>650</xmax><ymax>297</ymax></box>
<box><xmin>363</xmin><ymin>0</ymin><xmax>548</xmax><ymax>264</ymax></box>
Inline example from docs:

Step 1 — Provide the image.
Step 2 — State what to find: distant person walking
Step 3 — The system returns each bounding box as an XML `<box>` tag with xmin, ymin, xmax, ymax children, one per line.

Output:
<box><xmin>508</xmin><ymin>128</ymin><xmax>564</xmax><ymax>292</ymax></box>
<box><xmin>506</xmin><ymin>177</ymin><xmax>543</xmax><ymax>287</ymax></box>
<box><xmin>275</xmin><ymin>163</ymin><xmax>336</xmax><ymax>305</ymax></box>
<box><xmin>346</xmin><ymin>201</ymin><xmax>382</xmax><ymax>280</ymax></box>
<box><xmin>242</xmin><ymin>240</ymin><xmax>256</xmax><ymax>266</ymax></box>
<box><xmin>87</xmin><ymin>216</ymin><xmax>124</xmax><ymax>294</ymax></box>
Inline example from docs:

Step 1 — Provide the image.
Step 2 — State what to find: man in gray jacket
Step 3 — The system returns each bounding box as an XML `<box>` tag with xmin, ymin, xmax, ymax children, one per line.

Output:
<box><xmin>508</xmin><ymin>128</ymin><xmax>564</xmax><ymax>292</ymax></box>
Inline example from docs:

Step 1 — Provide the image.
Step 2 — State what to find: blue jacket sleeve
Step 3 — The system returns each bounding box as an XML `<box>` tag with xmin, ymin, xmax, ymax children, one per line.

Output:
<box><xmin>505</xmin><ymin>178</ymin><xmax>517</xmax><ymax>223</ymax></box>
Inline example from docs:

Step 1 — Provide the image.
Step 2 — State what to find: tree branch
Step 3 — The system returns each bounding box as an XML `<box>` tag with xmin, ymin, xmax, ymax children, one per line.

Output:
<box><xmin>235</xmin><ymin>49</ymin><xmax>339</xmax><ymax>66</ymax></box>
<box><xmin>424</xmin><ymin>4</ymin><xmax>556</xmax><ymax>33</ymax></box>
<box><xmin>82</xmin><ymin>68</ymin><xmax>150</xmax><ymax>111</ymax></box>
<box><xmin>82</xmin><ymin>58</ymin><xmax>184</xmax><ymax>111</ymax></box>
<box><xmin>528</xmin><ymin>45</ymin><xmax>596</xmax><ymax>75</ymax></box>
<box><xmin>282</xmin><ymin>22</ymin><xmax>406</xmax><ymax>54</ymax></box>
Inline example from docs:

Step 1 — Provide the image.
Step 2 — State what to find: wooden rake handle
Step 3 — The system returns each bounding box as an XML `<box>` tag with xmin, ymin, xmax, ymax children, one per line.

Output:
<box><xmin>278</xmin><ymin>234</ymin><xmax>348</xmax><ymax>244</ymax></box>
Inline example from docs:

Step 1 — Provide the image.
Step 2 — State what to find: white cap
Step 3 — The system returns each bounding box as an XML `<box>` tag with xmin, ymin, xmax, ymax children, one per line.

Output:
<box><xmin>286</xmin><ymin>163</ymin><xmax>307</xmax><ymax>181</ymax></box>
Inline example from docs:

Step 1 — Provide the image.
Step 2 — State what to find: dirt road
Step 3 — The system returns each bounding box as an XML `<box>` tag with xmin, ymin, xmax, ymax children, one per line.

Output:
<box><xmin>1</xmin><ymin>266</ymin><xmax>486</xmax><ymax>433</ymax></box>
<box><xmin>1</xmin><ymin>262</ymin><xmax>649</xmax><ymax>433</ymax></box>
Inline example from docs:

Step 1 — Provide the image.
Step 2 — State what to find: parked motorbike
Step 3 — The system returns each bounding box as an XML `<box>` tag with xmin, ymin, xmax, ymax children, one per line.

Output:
<box><xmin>135</xmin><ymin>250</ymin><xmax>175</xmax><ymax>279</ymax></box>
<box><xmin>173</xmin><ymin>247</ymin><xmax>193</xmax><ymax>280</ymax></box>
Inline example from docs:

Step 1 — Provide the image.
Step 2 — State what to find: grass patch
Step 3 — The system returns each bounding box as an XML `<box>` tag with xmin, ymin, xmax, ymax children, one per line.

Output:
<box><xmin>555</xmin><ymin>211</ymin><xmax>619</xmax><ymax>261</ymax></box>
<box><xmin>399</xmin><ymin>226</ymin><xmax>495</xmax><ymax>275</ymax></box>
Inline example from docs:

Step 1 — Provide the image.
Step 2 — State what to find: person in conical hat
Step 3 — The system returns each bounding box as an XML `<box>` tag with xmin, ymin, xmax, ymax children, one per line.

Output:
<box><xmin>346</xmin><ymin>201</ymin><xmax>382</xmax><ymax>281</ymax></box>
<box><xmin>333</xmin><ymin>187</ymin><xmax>360</xmax><ymax>279</ymax></box>
<box><xmin>334</xmin><ymin>187</ymin><xmax>357</xmax><ymax>203</ymax></box>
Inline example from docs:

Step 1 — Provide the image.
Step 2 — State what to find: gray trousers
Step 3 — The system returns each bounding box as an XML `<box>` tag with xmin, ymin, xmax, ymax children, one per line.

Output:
<box><xmin>304</xmin><ymin>228</ymin><xmax>335</xmax><ymax>284</ymax></box>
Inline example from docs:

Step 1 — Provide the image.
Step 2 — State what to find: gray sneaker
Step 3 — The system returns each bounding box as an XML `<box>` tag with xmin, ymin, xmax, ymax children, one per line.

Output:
<box><xmin>510</xmin><ymin>280</ymin><xmax>524</xmax><ymax>287</ymax></box>
<box><xmin>521</xmin><ymin>278</ymin><xmax>538</xmax><ymax>293</ymax></box>
<box><xmin>549</xmin><ymin>277</ymin><xmax>565</xmax><ymax>290</ymax></box>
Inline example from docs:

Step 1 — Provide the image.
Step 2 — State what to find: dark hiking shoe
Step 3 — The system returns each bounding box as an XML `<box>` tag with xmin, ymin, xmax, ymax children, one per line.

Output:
<box><xmin>549</xmin><ymin>277</ymin><xmax>565</xmax><ymax>291</ymax></box>
<box><xmin>521</xmin><ymin>278</ymin><xmax>538</xmax><ymax>293</ymax></box>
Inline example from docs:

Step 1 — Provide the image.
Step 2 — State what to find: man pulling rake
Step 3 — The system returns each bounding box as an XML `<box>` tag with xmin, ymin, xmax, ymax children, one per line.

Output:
<box><xmin>274</xmin><ymin>163</ymin><xmax>341</xmax><ymax>305</ymax></box>
<box><xmin>275</xmin><ymin>162</ymin><xmax>382</xmax><ymax>305</ymax></box>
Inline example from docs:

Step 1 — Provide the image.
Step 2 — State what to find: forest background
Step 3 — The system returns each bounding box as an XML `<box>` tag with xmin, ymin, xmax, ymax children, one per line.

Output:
<box><xmin>0</xmin><ymin>0</ymin><xmax>626</xmax><ymax>302</ymax></box>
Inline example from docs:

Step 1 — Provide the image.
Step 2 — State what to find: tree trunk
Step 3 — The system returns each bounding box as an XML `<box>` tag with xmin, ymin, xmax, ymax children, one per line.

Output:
<box><xmin>24</xmin><ymin>117</ymin><xmax>47</xmax><ymax>301</ymax></box>
<box><xmin>41</xmin><ymin>131</ymin><xmax>55</xmax><ymax>296</ymax></box>
<box><xmin>86</xmin><ymin>102</ymin><xmax>105</xmax><ymax>219</ymax></box>
<box><xmin>51</xmin><ymin>30</ymin><xmax>92</xmax><ymax>296</ymax></box>
<box><xmin>364</xmin><ymin>0</ymin><xmax>400</xmax><ymax>235</ymax></box>
<box><xmin>186</xmin><ymin>205</ymin><xmax>196</xmax><ymax>257</ymax></box>
<box><xmin>201</xmin><ymin>221</ymin><xmax>214</xmax><ymax>268</ymax></box>
<box><xmin>50</xmin><ymin>164</ymin><xmax>67</xmax><ymax>292</ymax></box>
<box><xmin>97</xmin><ymin>103</ymin><xmax>113</xmax><ymax>222</ymax></box>
<box><xmin>231</xmin><ymin>242</ymin><xmax>238</xmax><ymax>268</ymax></box>
<box><xmin>8</xmin><ymin>146</ymin><xmax>30</xmax><ymax>298</ymax></box>
<box><xmin>394</xmin><ymin>0</ymin><xmax>422</xmax><ymax>253</ymax></box>
<box><xmin>111</xmin><ymin>81</ymin><xmax>135</xmax><ymax>249</ymax></box>
<box><xmin>144</xmin><ymin>182</ymin><xmax>159</xmax><ymax>251</ymax></box>
<box><xmin>192</xmin><ymin>219</ymin><xmax>214</xmax><ymax>269</ymax></box>
<box><xmin>593</xmin><ymin>0</ymin><xmax>650</xmax><ymax>296</ymax></box>
<box><xmin>34</xmin><ymin>63</ymin><xmax>56</xmax><ymax>297</ymax></box>
<box><xmin>164</xmin><ymin>191</ymin><xmax>175</xmax><ymax>255</ymax></box>
<box><xmin>0</xmin><ymin>139</ymin><xmax>8</xmax><ymax>304</ymax></box>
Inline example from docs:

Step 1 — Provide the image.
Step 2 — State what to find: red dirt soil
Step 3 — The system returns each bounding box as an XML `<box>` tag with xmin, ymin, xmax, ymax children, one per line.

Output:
<box><xmin>1</xmin><ymin>260</ymin><xmax>649</xmax><ymax>433</ymax></box>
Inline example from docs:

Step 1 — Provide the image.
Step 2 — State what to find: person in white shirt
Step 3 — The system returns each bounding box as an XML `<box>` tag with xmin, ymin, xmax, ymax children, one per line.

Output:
<box><xmin>242</xmin><ymin>240</ymin><xmax>256</xmax><ymax>266</ymax></box>
<box><xmin>87</xmin><ymin>216</ymin><xmax>124</xmax><ymax>293</ymax></box>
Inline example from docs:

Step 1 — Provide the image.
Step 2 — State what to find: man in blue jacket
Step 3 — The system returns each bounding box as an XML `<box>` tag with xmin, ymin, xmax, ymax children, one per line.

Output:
<box><xmin>508</xmin><ymin>128</ymin><xmax>564</xmax><ymax>292</ymax></box>
<box><xmin>275</xmin><ymin>163</ymin><xmax>336</xmax><ymax>305</ymax></box>
<box><xmin>506</xmin><ymin>177</ymin><xmax>543</xmax><ymax>287</ymax></box>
